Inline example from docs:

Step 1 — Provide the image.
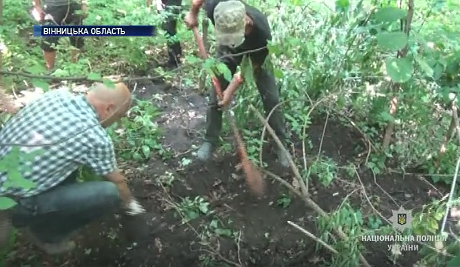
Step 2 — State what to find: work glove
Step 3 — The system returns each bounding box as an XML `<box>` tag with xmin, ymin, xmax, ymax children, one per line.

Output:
<box><xmin>124</xmin><ymin>198</ymin><xmax>146</xmax><ymax>216</ymax></box>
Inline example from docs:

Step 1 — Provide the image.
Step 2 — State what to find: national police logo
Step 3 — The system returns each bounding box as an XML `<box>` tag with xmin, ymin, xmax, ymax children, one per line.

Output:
<box><xmin>390</xmin><ymin>206</ymin><xmax>412</xmax><ymax>232</ymax></box>
<box><xmin>398</xmin><ymin>214</ymin><xmax>406</xmax><ymax>225</ymax></box>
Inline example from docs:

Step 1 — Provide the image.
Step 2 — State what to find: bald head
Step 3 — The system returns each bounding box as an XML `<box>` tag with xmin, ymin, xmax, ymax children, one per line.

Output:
<box><xmin>86</xmin><ymin>82</ymin><xmax>132</xmax><ymax>127</ymax></box>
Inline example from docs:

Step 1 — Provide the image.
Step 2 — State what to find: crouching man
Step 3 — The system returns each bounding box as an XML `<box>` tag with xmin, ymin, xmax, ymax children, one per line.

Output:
<box><xmin>0</xmin><ymin>83</ymin><xmax>145</xmax><ymax>254</ymax></box>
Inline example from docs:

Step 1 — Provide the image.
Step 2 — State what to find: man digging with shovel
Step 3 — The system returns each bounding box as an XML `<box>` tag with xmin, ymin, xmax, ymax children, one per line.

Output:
<box><xmin>0</xmin><ymin>83</ymin><xmax>147</xmax><ymax>254</ymax></box>
<box><xmin>185</xmin><ymin>0</ymin><xmax>289</xmax><ymax>168</ymax></box>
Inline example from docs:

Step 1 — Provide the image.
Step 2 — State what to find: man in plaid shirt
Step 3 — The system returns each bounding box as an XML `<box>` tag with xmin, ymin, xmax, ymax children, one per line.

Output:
<box><xmin>0</xmin><ymin>83</ymin><xmax>145</xmax><ymax>254</ymax></box>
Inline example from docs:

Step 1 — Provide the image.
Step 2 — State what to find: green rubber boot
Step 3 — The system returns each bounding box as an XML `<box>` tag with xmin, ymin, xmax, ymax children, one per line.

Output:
<box><xmin>277</xmin><ymin>147</ymin><xmax>290</xmax><ymax>168</ymax></box>
<box><xmin>197</xmin><ymin>141</ymin><xmax>215</xmax><ymax>161</ymax></box>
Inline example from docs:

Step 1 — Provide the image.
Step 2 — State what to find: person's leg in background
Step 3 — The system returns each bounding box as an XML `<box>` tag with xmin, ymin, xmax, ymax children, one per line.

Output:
<box><xmin>40</xmin><ymin>14</ymin><xmax>61</xmax><ymax>70</ymax></box>
<box><xmin>197</xmin><ymin>46</ymin><xmax>242</xmax><ymax>161</ymax></box>
<box><xmin>41</xmin><ymin>5</ymin><xmax>69</xmax><ymax>70</ymax></box>
<box><xmin>41</xmin><ymin>4</ymin><xmax>83</xmax><ymax>70</ymax></box>
<box><xmin>161</xmin><ymin>0</ymin><xmax>183</xmax><ymax>69</ymax></box>
<box><xmin>254</xmin><ymin>66</ymin><xmax>289</xmax><ymax>167</ymax></box>
<box><xmin>65</xmin><ymin>3</ymin><xmax>85</xmax><ymax>63</ymax></box>
<box><xmin>10</xmin><ymin>171</ymin><xmax>120</xmax><ymax>255</ymax></box>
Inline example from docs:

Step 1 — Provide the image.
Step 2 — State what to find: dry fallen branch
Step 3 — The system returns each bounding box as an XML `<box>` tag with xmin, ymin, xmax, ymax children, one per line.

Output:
<box><xmin>0</xmin><ymin>69</ymin><xmax>173</xmax><ymax>83</ymax></box>
<box><xmin>257</xmin><ymin>94</ymin><xmax>331</xmax><ymax>193</ymax></box>
<box><xmin>250</xmin><ymin>105</ymin><xmax>372</xmax><ymax>267</ymax></box>
<box><xmin>250</xmin><ymin>105</ymin><xmax>308</xmax><ymax>197</ymax></box>
<box><xmin>287</xmin><ymin>220</ymin><xmax>338</xmax><ymax>254</ymax></box>
<box><xmin>0</xmin><ymin>47</ymin><xmax>268</xmax><ymax>83</ymax></box>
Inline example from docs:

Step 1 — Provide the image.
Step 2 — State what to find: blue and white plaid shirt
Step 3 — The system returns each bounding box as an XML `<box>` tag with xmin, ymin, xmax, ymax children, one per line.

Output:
<box><xmin>0</xmin><ymin>88</ymin><xmax>117</xmax><ymax>197</ymax></box>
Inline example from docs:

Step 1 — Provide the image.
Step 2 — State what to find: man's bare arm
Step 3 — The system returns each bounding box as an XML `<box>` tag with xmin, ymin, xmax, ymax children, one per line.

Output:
<box><xmin>105</xmin><ymin>171</ymin><xmax>132</xmax><ymax>204</ymax></box>
<box><xmin>105</xmin><ymin>171</ymin><xmax>145</xmax><ymax>215</ymax></box>
<box><xmin>225</xmin><ymin>73</ymin><xmax>244</xmax><ymax>97</ymax></box>
<box><xmin>191</xmin><ymin>0</ymin><xmax>203</xmax><ymax>16</ymax></box>
<box><xmin>31</xmin><ymin>0</ymin><xmax>45</xmax><ymax>22</ymax></box>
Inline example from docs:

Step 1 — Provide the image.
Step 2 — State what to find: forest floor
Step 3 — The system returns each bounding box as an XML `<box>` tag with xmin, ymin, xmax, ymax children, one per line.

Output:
<box><xmin>4</xmin><ymin>73</ymin><xmax>442</xmax><ymax>267</ymax></box>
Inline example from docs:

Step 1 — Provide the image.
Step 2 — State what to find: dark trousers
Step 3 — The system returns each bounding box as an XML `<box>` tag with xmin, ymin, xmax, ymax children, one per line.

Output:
<box><xmin>160</xmin><ymin>0</ymin><xmax>182</xmax><ymax>63</ymax></box>
<box><xmin>10</xmin><ymin>171</ymin><xmax>119</xmax><ymax>243</ymax></box>
<box><xmin>204</xmin><ymin>46</ymin><xmax>286</xmax><ymax>145</ymax></box>
<box><xmin>41</xmin><ymin>3</ymin><xmax>84</xmax><ymax>52</ymax></box>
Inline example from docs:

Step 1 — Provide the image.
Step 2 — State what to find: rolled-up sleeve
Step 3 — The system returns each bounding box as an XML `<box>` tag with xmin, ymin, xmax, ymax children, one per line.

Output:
<box><xmin>82</xmin><ymin>141</ymin><xmax>117</xmax><ymax>176</ymax></box>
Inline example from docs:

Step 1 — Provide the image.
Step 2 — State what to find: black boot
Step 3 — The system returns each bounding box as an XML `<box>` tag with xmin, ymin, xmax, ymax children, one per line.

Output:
<box><xmin>162</xmin><ymin>42</ymin><xmax>182</xmax><ymax>70</ymax></box>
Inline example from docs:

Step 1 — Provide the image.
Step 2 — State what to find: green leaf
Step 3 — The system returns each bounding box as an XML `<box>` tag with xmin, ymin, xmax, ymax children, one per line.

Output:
<box><xmin>335</xmin><ymin>0</ymin><xmax>350</xmax><ymax>12</ymax></box>
<box><xmin>216</xmin><ymin>63</ymin><xmax>232</xmax><ymax>82</ymax></box>
<box><xmin>199</xmin><ymin>202</ymin><xmax>209</xmax><ymax>214</ymax></box>
<box><xmin>274</xmin><ymin>69</ymin><xmax>284</xmax><ymax>79</ymax></box>
<box><xmin>31</xmin><ymin>79</ymin><xmax>50</xmax><ymax>92</ymax></box>
<box><xmin>87</xmin><ymin>72</ymin><xmax>102</xmax><ymax>81</ymax></box>
<box><xmin>267</xmin><ymin>43</ymin><xmax>280</xmax><ymax>55</ymax></box>
<box><xmin>141</xmin><ymin>145</ymin><xmax>150</xmax><ymax>158</ymax></box>
<box><xmin>379</xmin><ymin>111</ymin><xmax>394</xmax><ymax>122</ymax></box>
<box><xmin>434</xmin><ymin>211</ymin><xmax>443</xmax><ymax>221</ymax></box>
<box><xmin>385</xmin><ymin>57</ymin><xmax>413</xmax><ymax>83</ymax></box>
<box><xmin>429</xmin><ymin>219</ymin><xmax>438</xmax><ymax>231</ymax></box>
<box><xmin>9</xmin><ymin>169</ymin><xmax>35</xmax><ymax>190</ymax></box>
<box><xmin>447</xmin><ymin>254</ymin><xmax>460</xmax><ymax>267</ymax></box>
<box><xmin>186</xmin><ymin>211</ymin><xmax>199</xmax><ymax>220</ymax></box>
<box><xmin>433</xmin><ymin>63</ymin><xmax>444</xmax><ymax>80</ymax></box>
<box><xmin>53</xmin><ymin>69</ymin><xmax>70</xmax><ymax>77</ymax></box>
<box><xmin>132</xmin><ymin>152</ymin><xmax>142</xmax><ymax>161</ymax></box>
<box><xmin>209</xmin><ymin>219</ymin><xmax>218</xmax><ymax>228</ymax></box>
<box><xmin>376</xmin><ymin>32</ymin><xmax>408</xmax><ymax>51</ymax></box>
<box><xmin>215</xmin><ymin>228</ymin><xmax>232</xmax><ymax>237</ymax></box>
<box><xmin>0</xmin><ymin>197</ymin><xmax>17</xmax><ymax>210</ymax></box>
<box><xmin>414</xmin><ymin>55</ymin><xmax>434</xmax><ymax>77</ymax></box>
<box><xmin>374</xmin><ymin>7</ymin><xmax>407</xmax><ymax>23</ymax></box>
<box><xmin>184</xmin><ymin>55</ymin><xmax>200</xmax><ymax>64</ymax></box>
<box><xmin>24</xmin><ymin>65</ymin><xmax>46</xmax><ymax>75</ymax></box>
<box><xmin>0</xmin><ymin>157</ymin><xmax>10</xmax><ymax>172</ymax></box>
<box><xmin>102</xmin><ymin>79</ymin><xmax>115</xmax><ymax>88</ymax></box>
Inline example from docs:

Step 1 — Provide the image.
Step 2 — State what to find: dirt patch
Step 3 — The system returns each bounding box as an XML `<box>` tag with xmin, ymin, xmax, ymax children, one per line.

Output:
<box><xmin>5</xmin><ymin>80</ymin><xmax>441</xmax><ymax>267</ymax></box>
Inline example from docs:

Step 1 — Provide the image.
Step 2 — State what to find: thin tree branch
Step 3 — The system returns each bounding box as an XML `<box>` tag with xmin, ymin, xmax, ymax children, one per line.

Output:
<box><xmin>0</xmin><ymin>47</ymin><xmax>268</xmax><ymax>82</ymax></box>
